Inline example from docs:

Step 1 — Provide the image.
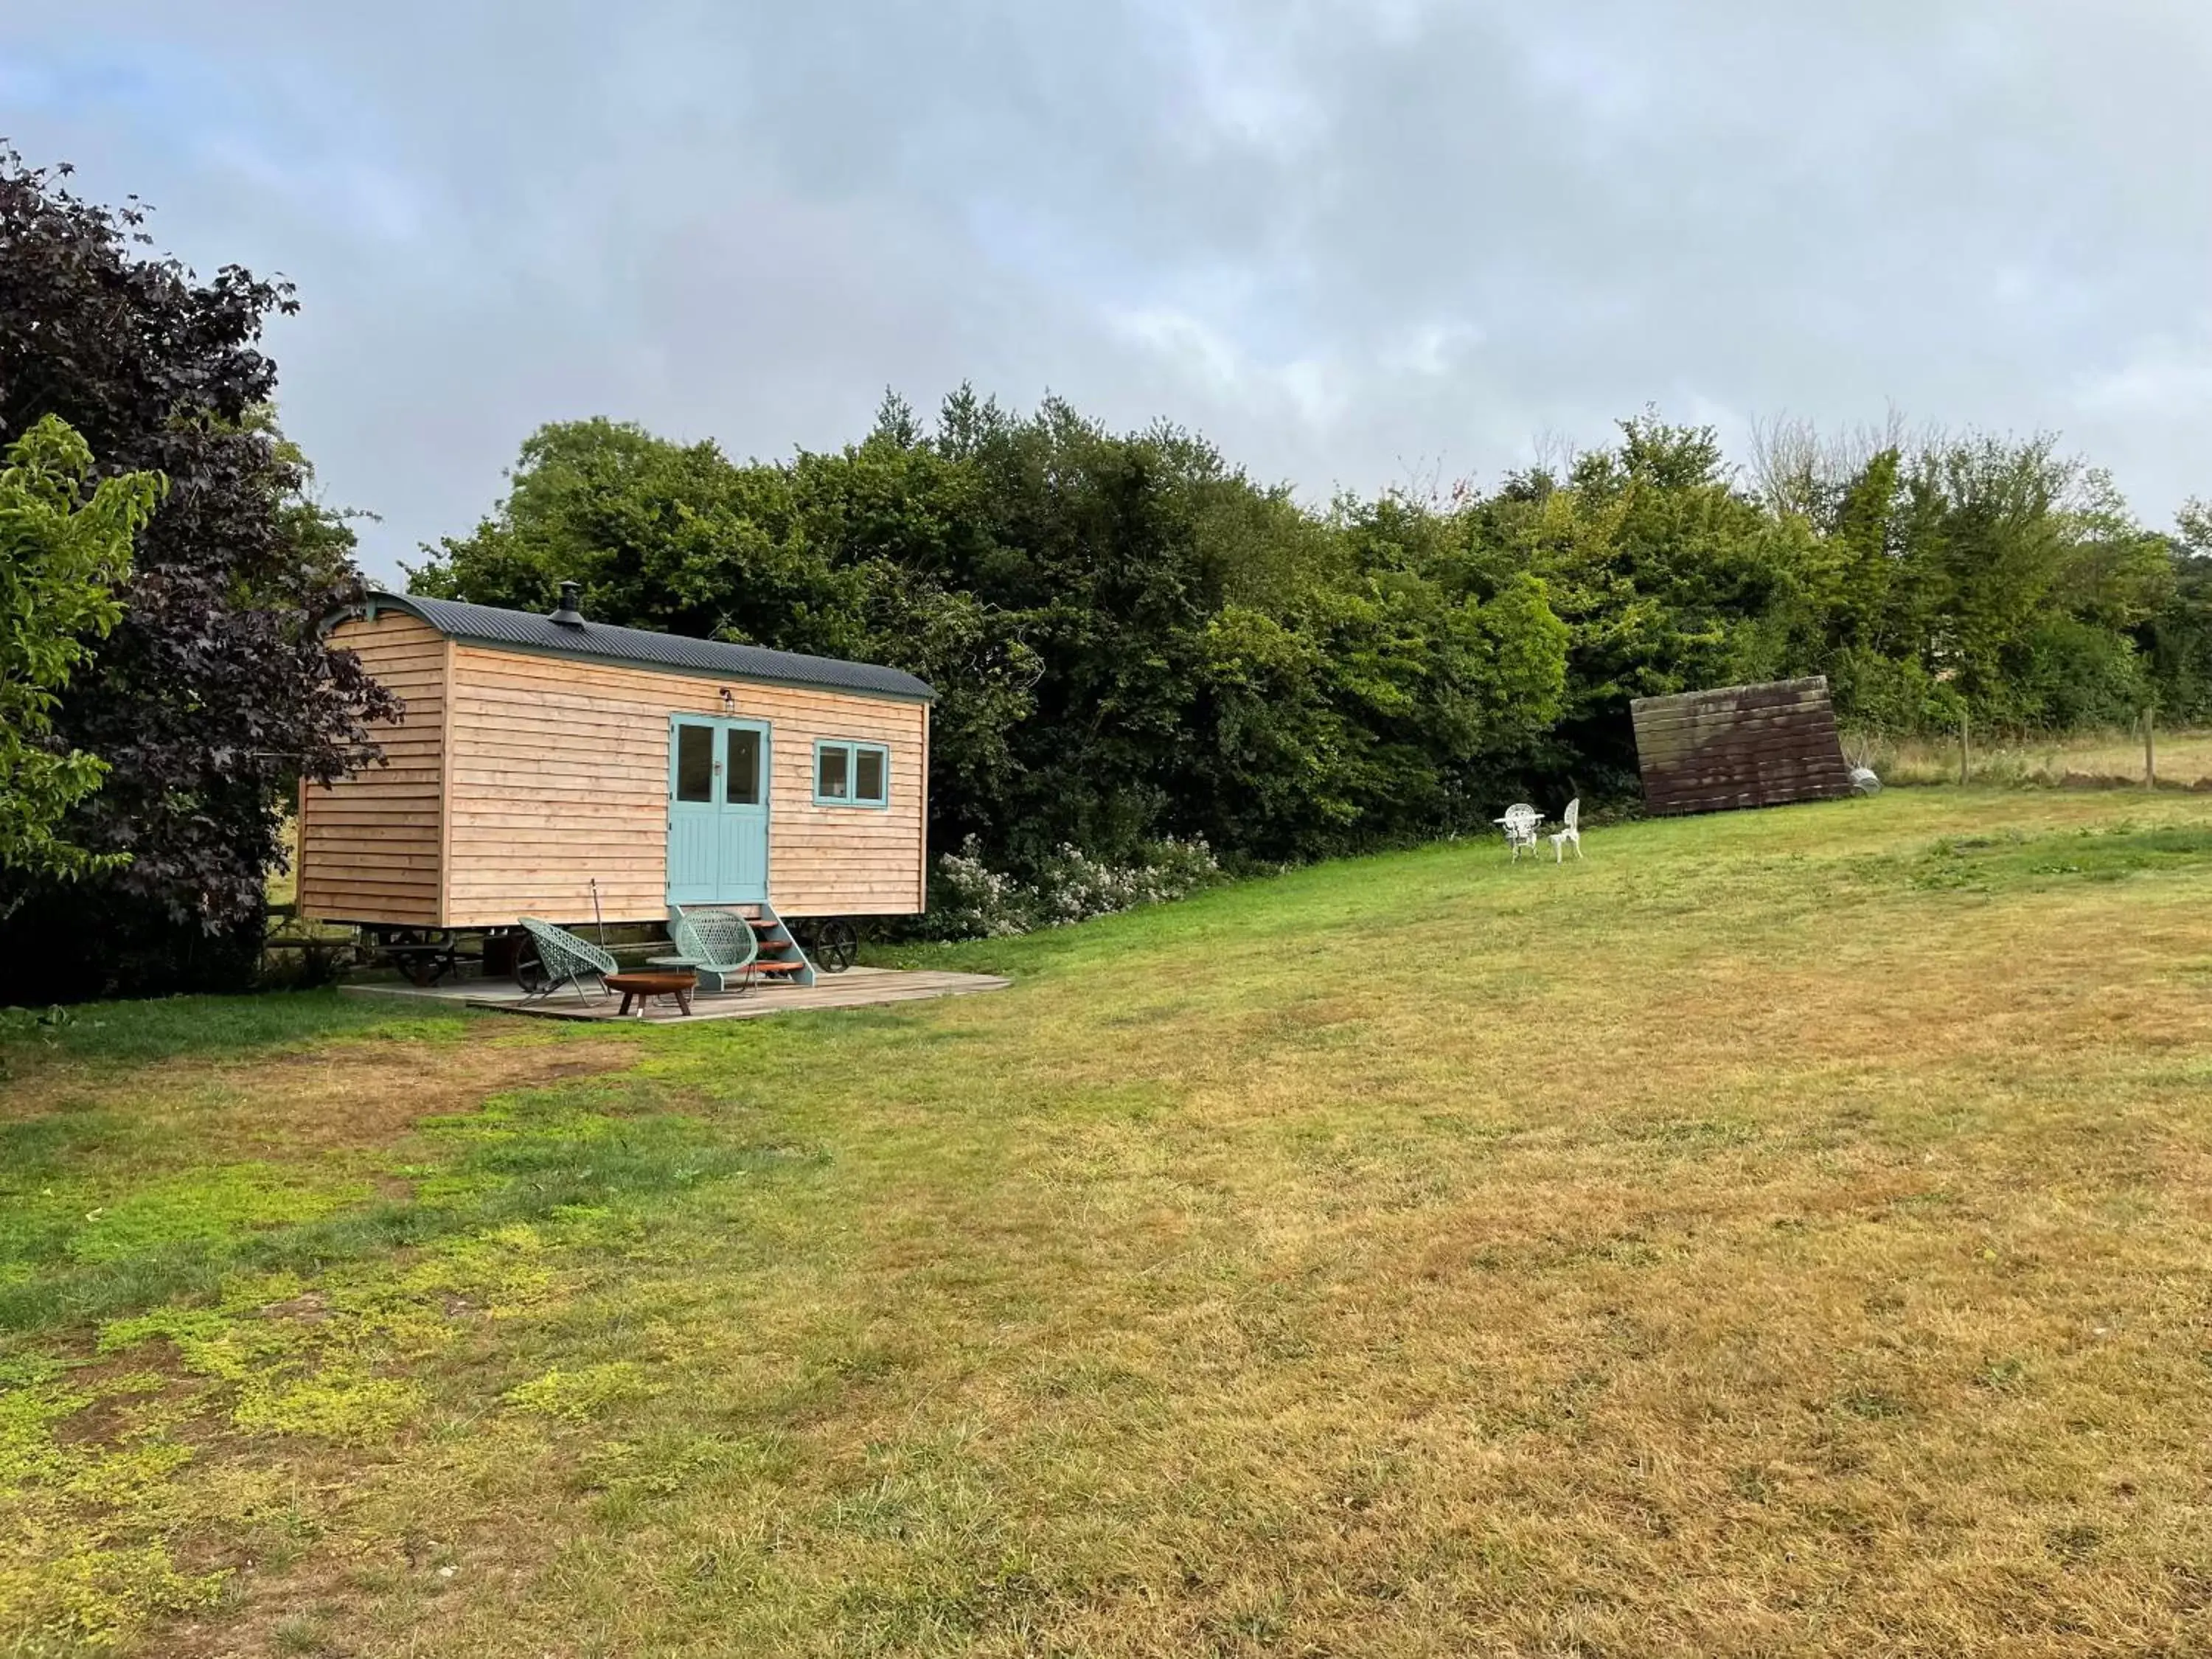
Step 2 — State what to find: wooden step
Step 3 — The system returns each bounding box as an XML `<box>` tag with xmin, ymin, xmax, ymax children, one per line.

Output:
<box><xmin>750</xmin><ymin>959</ymin><xmax>805</xmax><ymax>975</ymax></box>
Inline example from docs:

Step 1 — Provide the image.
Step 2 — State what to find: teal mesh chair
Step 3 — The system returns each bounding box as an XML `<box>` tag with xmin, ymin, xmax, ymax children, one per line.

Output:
<box><xmin>517</xmin><ymin>917</ymin><xmax>618</xmax><ymax>1004</ymax></box>
<box><xmin>649</xmin><ymin>905</ymin><xmax>757</xmax><ymax>994</ymax></box>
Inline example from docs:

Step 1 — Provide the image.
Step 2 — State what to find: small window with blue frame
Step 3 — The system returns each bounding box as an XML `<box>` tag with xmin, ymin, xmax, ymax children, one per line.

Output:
<box><xmin>815</xmin><ymin>740</ymin><xmax>890</xmax><ymax>807</ymax></box>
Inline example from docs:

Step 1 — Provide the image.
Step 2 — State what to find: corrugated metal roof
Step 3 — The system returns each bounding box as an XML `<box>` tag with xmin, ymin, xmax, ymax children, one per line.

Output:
<box><xmin>355</xmin><ymin>592</ymin><xmax>935</xmax><ymax>701</ymax></box>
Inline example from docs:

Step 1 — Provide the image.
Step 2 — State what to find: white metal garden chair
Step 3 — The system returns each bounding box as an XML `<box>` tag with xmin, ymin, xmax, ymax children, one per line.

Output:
<box><xmin>1550</xmin><ymin>798</ymin><xmax>1583</xmax><ymax>862</ymax></box>
<box><xmin>1495</xmin><ymin>803</ymin><xmax>1542</xmax><ymax>861</ymax></box>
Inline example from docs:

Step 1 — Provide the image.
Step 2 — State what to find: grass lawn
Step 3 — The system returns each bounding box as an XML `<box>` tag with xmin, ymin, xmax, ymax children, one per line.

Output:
<box><xmin>5</xmin><ymin>789</ymin><xmax>2212</xmax><ymax>1657</ymax></box>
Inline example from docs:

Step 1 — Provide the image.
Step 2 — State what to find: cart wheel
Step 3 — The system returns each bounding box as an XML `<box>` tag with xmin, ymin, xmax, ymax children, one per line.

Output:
<box><xmin>380</xmin><ymin>928</ymin><xmax>443</xmax><ymax>987</ymax></box>
<box><xmin>512</xmin><ymin>941</ymin><xmax>551</xmax><ymax>995</ymax></box>
<box><xmin>815</xmin><ymin>917</ymin><xmax>858</xmax><ymax>973</ymax></box>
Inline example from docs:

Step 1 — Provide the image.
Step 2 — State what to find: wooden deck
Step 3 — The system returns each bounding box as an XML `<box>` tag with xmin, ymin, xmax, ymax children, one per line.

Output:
<box><xmin>342</xmin><ymin>964</ymin><xmax>1009</xmax><ymax>1023</ymax></box>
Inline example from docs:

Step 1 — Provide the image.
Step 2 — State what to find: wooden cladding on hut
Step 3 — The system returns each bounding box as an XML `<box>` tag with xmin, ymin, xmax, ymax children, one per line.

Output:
<box><xmin>298</xmin><ymin>592</ymin><xmax>935</xmax><ymax>929</ymax></box>
<box><xmin>1630</xmin><ymin>676</ymin><xmax>1854</xmax><ymax>816</ymax></box>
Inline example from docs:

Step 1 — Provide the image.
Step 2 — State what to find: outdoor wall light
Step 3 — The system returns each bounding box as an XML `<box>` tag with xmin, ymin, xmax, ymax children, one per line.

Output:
<box><xmin>718</xmin><ymin>687</ymin><xmax>736</xmax><ymax>712</ymax></box>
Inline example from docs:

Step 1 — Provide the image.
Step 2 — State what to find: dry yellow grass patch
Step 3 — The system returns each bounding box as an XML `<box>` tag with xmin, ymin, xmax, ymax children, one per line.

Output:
<box><xmin>4</xmin><ymin>1026</ymin><xmax>634</xmax><ymax>1156</ymax></box>
<box><xmin>1862</xmin><ymin>724</ymin><xmax>2212</xmax><ymax>788</ymax></box>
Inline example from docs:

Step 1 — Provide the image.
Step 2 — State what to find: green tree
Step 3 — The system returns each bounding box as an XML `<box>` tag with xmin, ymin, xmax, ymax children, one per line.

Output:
<box><xmin>419</xmin><ymin>389</ymin><xmax>2195</xmax><ymax>886</ymax></box>
<box><xmin>0</xmin><ymin>150</ymin><xmax>397</xmax><ymax>999</ymax></box>
<box><xmin>417</xmin><ymin>391</ymin><xmax>1572</xmax><ymax>874</ymax></box>
<box><xmin>0</xmin><ymin>416</ymin><xmax>162</xmax><ymax>882</ymax></box>
<box><xmin>2141</xmin><ymin>499</ymin><xmax>2212</xmax><ymax>723</ymax></box>
<box><xmin>414</xmin><ymin>416</ymin><xmax>873</xmax><ymax>656</ymax></box>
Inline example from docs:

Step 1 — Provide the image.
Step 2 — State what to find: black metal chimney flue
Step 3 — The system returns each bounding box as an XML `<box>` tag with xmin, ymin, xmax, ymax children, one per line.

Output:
<box><xmin>550</xmin><ymin>581</ymin><xmax>584</xmax><ymax>627</ymax></box>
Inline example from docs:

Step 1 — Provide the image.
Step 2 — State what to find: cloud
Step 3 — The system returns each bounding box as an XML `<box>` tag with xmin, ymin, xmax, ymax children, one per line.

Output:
<box><xmin>2076</xmin><ymin>316</ymin><xmax>2212</xmax><ymax>420</ymax></box>
<box><xmin>4</xmin><ymin>0</ymin><xmax>2210</xmax><ymax>580</ymax></box>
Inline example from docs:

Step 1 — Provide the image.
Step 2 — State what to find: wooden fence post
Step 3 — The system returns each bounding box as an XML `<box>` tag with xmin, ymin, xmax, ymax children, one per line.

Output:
<box><xmin>2144</xmin><ymin>709</ymin><xmax>2156</xmax><ymax>789</ymax></box>
<box><xmin>1959</xmin><ymin>709</ymin><xmax>1970</xmax><ymax>787</ymax></box>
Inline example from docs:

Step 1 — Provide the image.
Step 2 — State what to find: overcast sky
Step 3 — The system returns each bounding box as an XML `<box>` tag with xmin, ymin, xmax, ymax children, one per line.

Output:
<box><xmin>6</xmin><ymin>1</ymin><xmax>2208</xmax><ymax>582</ymax></box>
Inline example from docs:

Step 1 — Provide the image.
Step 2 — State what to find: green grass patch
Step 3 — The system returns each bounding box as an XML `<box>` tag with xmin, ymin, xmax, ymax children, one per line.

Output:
<box><xmin>0</xmin><ymin>1096</ymin><xmax>796</xmax><ymax>1337</ymax></box>
<box><xmin>0</xmin><ymin>990</ymin><xmax>445</xmax><ymax>1071</ymax></box>
<box><xmin>1906</xmin><ymin>821</ymin><xmax>2212</xmax><ymax>891</ymax></box>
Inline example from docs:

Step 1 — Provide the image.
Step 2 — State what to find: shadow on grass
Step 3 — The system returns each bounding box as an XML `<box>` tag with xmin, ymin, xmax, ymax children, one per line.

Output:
<box><xmin>0</xmin><ymin>990</ymin><xmax>456</xmax><ymax>1071</ymax></box>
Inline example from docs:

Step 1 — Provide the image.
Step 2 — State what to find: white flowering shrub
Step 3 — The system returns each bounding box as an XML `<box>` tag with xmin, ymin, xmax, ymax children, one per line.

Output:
<box><xmin>920</xmin><ymin>836</ymin><xmax>1220</xmax><ymax>940</ymax></box>
<box><xmin>923</xmin><ymin>838</ymin><xmax>1033</xmax><ymax>939</ymax></box>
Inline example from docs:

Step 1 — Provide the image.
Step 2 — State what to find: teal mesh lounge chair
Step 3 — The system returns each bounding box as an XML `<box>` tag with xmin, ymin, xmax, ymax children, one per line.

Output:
<box><xmin>517</xmin><ymin>917</ymin><xmax>618</xmax><ymax>1004</ymax></box>
<box><xmin>649</xmin><ymin>905</ymin><xmax>757</xmax><ymax>994</ymax></box>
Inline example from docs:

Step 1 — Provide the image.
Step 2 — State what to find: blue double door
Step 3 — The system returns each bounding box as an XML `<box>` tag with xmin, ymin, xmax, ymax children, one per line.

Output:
<box><xmin>667</xmin><ymin>716</ymin><xmax>769</xmax><ymax>906</ymax></box>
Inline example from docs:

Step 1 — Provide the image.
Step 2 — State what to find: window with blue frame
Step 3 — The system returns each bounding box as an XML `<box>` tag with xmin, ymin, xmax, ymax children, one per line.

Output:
<box><xmin>814</xmin><ymin>740</ymin><xmax>890</xmax><ymax>807</ymax></box>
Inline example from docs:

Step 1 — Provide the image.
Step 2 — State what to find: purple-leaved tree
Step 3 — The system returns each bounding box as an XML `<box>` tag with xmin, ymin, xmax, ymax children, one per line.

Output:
<box><xmin>0</xmin><ymin>148</ymin><xmax>397</xmax><ymax>998</ymax></box>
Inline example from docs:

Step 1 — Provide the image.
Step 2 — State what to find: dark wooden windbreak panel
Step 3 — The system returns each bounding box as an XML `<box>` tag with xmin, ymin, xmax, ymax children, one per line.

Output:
<box><xmin>1630</xmin><ymin>676</ymin><xmax>1853</xmax><ymax>816</ymax></box>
